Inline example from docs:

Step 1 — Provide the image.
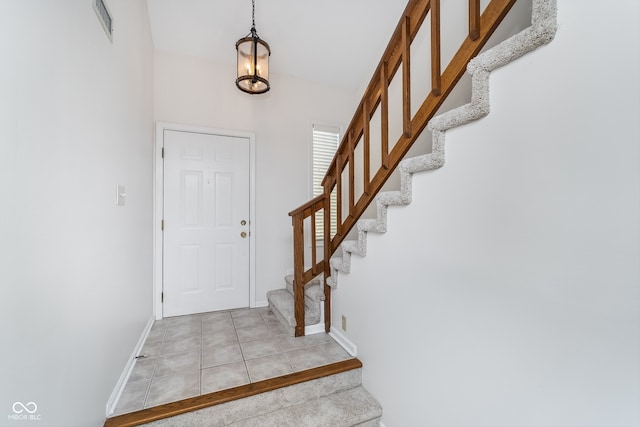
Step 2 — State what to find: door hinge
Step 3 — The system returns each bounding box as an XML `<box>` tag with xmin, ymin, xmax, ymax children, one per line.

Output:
<box><xmin>161</xmin><ymin>219</ymin><xmax>164</xmax><ymax>231</ymax></box>
<box><xmin>161</xmin><ymin>147</ymin><xmax>164</xmax><ymax>158</ymax></box>
<box><xmin>161</xmin><ymin>292</ymin><xmax>164</xmax><ymax>303</ymax></box>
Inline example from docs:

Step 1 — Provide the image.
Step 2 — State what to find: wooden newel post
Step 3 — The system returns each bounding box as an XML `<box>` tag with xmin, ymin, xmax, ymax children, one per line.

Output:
<box><xmin>292</xmin><ymin>214</ymin><xmax>306</xmax><ymax>337</ymax></box>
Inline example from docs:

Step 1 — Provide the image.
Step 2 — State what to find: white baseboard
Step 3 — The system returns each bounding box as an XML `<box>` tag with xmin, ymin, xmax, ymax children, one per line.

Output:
<box><xmin>304</xmin><ymin>302</ymin><xmax>325</xmax><ymax>336</ymax></box>
<box><xmin>253</xmin><ymin>300</ymin><xmax>269</xmax><ymax>308</ymax></box>
<box><xmin>105</xmin><ymin>315</ymin><xmax>154</xmax><ymax>417</ymax></box>
<box><xmin>329</xmin><ymin>326</ymin><xmax>357</xmax><ymax>357</ymax></box>
<box><xmin>305</xmin><ymin>323</ymin><xmax>326</xmax><ymax>335</ymax></box>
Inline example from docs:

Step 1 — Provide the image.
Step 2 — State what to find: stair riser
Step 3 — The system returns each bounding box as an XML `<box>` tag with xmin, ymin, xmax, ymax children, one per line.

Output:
<box><xmin>285</xmin><ymin>275</ymin><xmax>324</xmax><ymax>302</ymax></box>
<box><xmin>227</xmin><ymin>386</ymin><xmax>381</xmax><ymax>427</ymax></box>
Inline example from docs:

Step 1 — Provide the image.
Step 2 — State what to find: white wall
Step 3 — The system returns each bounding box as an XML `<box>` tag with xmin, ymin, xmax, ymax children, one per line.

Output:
<box><xmin>332</xmin><ymin>1</ymin><xmax>640</xmax><ymax>426</ymax></box>
<box><xmin>154</xmin><ymin>51</ymin><xmax>355</xmax><ymax>305</ymax></box>
<box><xmin>0</xmin><ymin>1</ymin><xmax>154</xmax><ymax>426</ymax></box>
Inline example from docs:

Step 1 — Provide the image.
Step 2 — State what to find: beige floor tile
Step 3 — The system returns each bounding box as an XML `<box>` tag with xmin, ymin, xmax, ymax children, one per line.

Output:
<box><xmin>202</xmin><ymin>316</ymin><xmax>235</xmax><ymax>334</ymax></box>
<box><xmin>128</xmin><ymin>357</ymin><xmax>156</xmax><ymax>382</ymax></box>
<box><xmin>245</xmin><ymin>353</ymin><xmax>293</xmax><ymax>382</ymax></box>
<box><xmin>240</xmin><ymin>337</ymin><xmax>281</xmax><ymax>360</ymax></box>
<box><xmin>229</xmin><ymin>309</ymin><xmax>255</xmax><ymax>319</ymax></box>
<box><xmin>285</xmin><ymin>346</ymin><xmax>332</xmax><ymax>371</ymax></box>
<box><xmin>203</xmin><ymin>329</ymin><xmax>238</xmax><ymax>348</ymax></box>
<box><xmin>113</xmin><ymin>379</ymin><xmax>149</xmax><ymax>415</ymax></box>
<box><xmin>145</xmin><ymin>371</ymin><xmax>200</xmax><ymax>408</ymax></box>
<box><xmin>140</xmin><ymin>340</ymin><xmax>164</xmax><ymax>358</ymax></box>
<box><xmin>202</xmin><ymin>343</ymin><xmax>243</xmax><ymax>368</ymax></box>
<box><xmin>309</xmin><ymin>333</ymin><xmax>334</xmax><ymax>344</ymax></box>
<box><xmin>164</xmin><ymin>322</ymin><xmax>202</xmax><ymax>340</ymax></box>
<box><xmin>201</xmin><ymin>361</ymin><xmax>250</xmax><ymax>394</ymax></box>
<box><xmin>146</xmin><ymin>327</ymin><xmax>166</xmax><ymax>343</ymax></box>
<box><xmin>201</xmin><ymin>311</ymin><xmax>232</xmax><ymax>323</ymax></box>
<box><xmin>154</xmin><ymin>351</ymin><xmax>201</xmax><ymax>378</ymax></box>
<box><xmin>236</xmin><ymin>324</ymin><xmax>272</xmax><ymax>343</ymax></box>
<box><xmin>165</xmin><ymin>315</ymin><xmax>202</xmax><ymax>328</ymax></box>
<box><xmin>319</xmin><ymin>341</ymin><xmax>353</xmax><ymax>362</ymax></box>
<box><xmin>231</xmin><ymin>314</ymin><xmax>264</xmax><ymax>329</ymax></box>
<box><xmin>265</xmin><ymin>319</ymin><xmax>290</xmax><ymax>336</ymax></box>
<box><xmin>275</xmin><ymin>334</ymin><xmax>316</xmax><ymax>351</ymax></box>
<box><xmin>161</xmin><ymin>335</ymin><xmax>202</xmax><ymax>356</ymax></box>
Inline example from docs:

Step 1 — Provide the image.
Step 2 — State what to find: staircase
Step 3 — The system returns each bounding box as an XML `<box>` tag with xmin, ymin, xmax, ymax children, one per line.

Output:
<box><xmin>329</xmin><ymin>0</ymin><xmax>557</xmax><ymax>287</ymax></box>
<box><xmin>270</xmin><ymin>0</ymin><xmax>558</xmax><ymax>338</ymax></box>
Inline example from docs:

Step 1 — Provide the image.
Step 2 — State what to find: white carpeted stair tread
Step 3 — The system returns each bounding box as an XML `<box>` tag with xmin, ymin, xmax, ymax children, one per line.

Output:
<box><xmin>341</xmin><ymin>240</ymin><xmax>366</xmax><ymax>257</ymax></box>
<box><xmin>357</xmin><ymin>218</ymin><xmax>386</xmax><ymax>233</ymax></box>
<box><xmin>376</xmin><ymin>190</ymin><xmax>410</xmax><ymax>206</ymax></box>
<box><xmin>227</xmin><ymin>386</ymin><xmax>382</xmax><ymax>427</ymax></box>
<box><xmin>285</xmin><ymin>275</ymin><xmax>324</xmax><ymax>302</ymax></box>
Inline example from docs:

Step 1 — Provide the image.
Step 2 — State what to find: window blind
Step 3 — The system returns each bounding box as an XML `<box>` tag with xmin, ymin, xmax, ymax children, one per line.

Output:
<box><xmin>312</xmin><ymin>125</ymin><xmax>340</xmax><ymax>240</ymax></box>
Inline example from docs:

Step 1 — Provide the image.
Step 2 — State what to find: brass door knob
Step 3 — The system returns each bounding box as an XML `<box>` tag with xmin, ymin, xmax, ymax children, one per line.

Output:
<box><xmin>240</xmin><ymin>231</ymin><xmax>247</xmax><ymax>238</ymax></box>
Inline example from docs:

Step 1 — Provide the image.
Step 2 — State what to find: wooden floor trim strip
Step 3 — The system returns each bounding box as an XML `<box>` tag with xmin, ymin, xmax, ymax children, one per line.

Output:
<box><xmin>103</xmin><ymin>358</ymin><xmax>363</xmax><ymax>427</ymax></box>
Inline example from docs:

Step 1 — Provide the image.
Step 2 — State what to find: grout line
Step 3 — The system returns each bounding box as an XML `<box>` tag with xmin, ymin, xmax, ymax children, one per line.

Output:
<box><xmin>142</xmin><ymin>377</ymin><xmax>153</xmax><ymax>409</ymax></box>
<box><xmin>281</xmin><ymin>347</ymin><xmax>296</xmax><ymax>373</ymax></box>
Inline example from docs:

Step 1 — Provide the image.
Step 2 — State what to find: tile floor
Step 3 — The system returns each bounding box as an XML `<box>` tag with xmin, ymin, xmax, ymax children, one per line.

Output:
<box><xmin>112</xmin><ymin>307</ymin><xmax>353</xmax><ymax>416</ymax></box>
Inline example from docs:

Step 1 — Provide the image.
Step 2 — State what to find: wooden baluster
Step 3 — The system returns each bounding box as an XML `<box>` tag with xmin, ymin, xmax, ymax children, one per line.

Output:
<box><xmin>310</xmin><ymin>210</ymin><xmax>317</xmax><ymax>272</ymax></box>
<box><xmin>348</xmin><ymin>131</ymin><xmax>355</xmax><ymax>218</ymax></box>
<box><xmin>363</xmin><ymin>99</ymin><xmax>371</xmax><ymax>196</ymax></box>
<box><xmin>431</xmin><ymin>0</ymin><xmax>441</xmax><ymax>96</ymax></box>
<box><xmin>402</xmin><ymin>15</ymin><xmax>412</xmax><ymax>138</ymax></box>
<box><xmin>336</xmin><ymin>153</ymin><xmax>342</xmax><ymax>236</ymax></box>
<box><xmin>292</xmin><ymin>214</ymin><xmax>305</xmax><ymax>337</ymax></box>
<box><xmin>381</xmin><ymin>62</ymin><xmax>390</xmax><ymax>170</ymax></box>
<box><xmin>469</xmin><ymin>0</ymin><xmax>480</xmax><ymax>40</ymax></box>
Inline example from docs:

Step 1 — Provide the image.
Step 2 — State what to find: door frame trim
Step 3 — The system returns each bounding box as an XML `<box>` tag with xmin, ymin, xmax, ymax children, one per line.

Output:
<box><xmin>153</xmin><ymin>122</ymin><xmax>257</xmax><ymax>320</ymax></box>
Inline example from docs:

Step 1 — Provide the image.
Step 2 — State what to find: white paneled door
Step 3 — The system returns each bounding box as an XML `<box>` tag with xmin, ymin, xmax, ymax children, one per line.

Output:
<box><xmin>163</xmin><ymin>130</ymin><xmax>250</xmax><ymax>317</ymax></box>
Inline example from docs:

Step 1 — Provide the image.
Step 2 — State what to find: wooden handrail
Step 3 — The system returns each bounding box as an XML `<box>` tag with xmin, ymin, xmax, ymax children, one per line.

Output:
<box><xmin>290</xmin><ymin>0</ymin><xmax>516</xmax><ymax>336</ymax></box>
<box><xmin>288</xmin><ymin>194</ymin><xmax>325</xmax><ymax>217</ymax></box>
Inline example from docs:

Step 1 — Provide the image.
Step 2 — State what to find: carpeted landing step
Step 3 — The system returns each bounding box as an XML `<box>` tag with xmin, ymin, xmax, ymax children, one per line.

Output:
<box><xmin>267</xmin><ymin>275</ymin><xmax>324</xmax><ymax>336</ymax></box>
<box><xmin>129</xmin><ymin>363</ymin><xmax>382</xmax><ymax>427</ymax></box>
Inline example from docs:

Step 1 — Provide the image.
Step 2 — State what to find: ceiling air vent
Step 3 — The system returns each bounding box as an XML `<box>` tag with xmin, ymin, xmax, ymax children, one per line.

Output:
<box><xmin>93</xmin><ymin>0</ymin><xmax>113</xmax><ymax>43</ymax></box>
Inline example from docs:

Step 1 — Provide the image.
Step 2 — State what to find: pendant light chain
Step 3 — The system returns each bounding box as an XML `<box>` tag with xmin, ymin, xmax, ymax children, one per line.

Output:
<box><xmin>252</xmin><ymin>0</ymin><xmax>256</xmax><ymax>30</ymax></box>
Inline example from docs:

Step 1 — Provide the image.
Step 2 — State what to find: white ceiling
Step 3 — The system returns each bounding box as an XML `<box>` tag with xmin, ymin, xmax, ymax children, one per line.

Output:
<box><xmin>146</xmin><ymin>0</ymin><xmax>409</xmax><ymax>91</ymax></box>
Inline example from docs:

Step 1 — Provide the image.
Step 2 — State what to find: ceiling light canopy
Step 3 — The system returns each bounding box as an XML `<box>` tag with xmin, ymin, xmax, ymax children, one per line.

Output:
<box><xmin>236</xmin><ymin>0</ymin><xmax>270</xmax><ymax>94</ymax></box>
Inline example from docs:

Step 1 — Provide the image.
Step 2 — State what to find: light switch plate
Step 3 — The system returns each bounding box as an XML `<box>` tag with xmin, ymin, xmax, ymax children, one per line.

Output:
<box><xmin>116</xmin><ymin>184</ymin><xmax>126</xmax><ymax>206</ymax></box>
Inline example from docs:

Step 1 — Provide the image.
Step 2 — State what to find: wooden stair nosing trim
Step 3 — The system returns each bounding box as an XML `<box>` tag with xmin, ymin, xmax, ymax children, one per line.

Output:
<box><xmin>103</xmin><ymin>358</ymin><xmax>364</xmax><ymax>427</ymax></box>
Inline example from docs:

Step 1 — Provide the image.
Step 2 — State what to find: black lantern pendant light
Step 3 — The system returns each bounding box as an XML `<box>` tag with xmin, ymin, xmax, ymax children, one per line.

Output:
<box><xmin>236</xmin><ymin>0</ymin><xmax>270</xmax><ymax>94</ymax></box>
